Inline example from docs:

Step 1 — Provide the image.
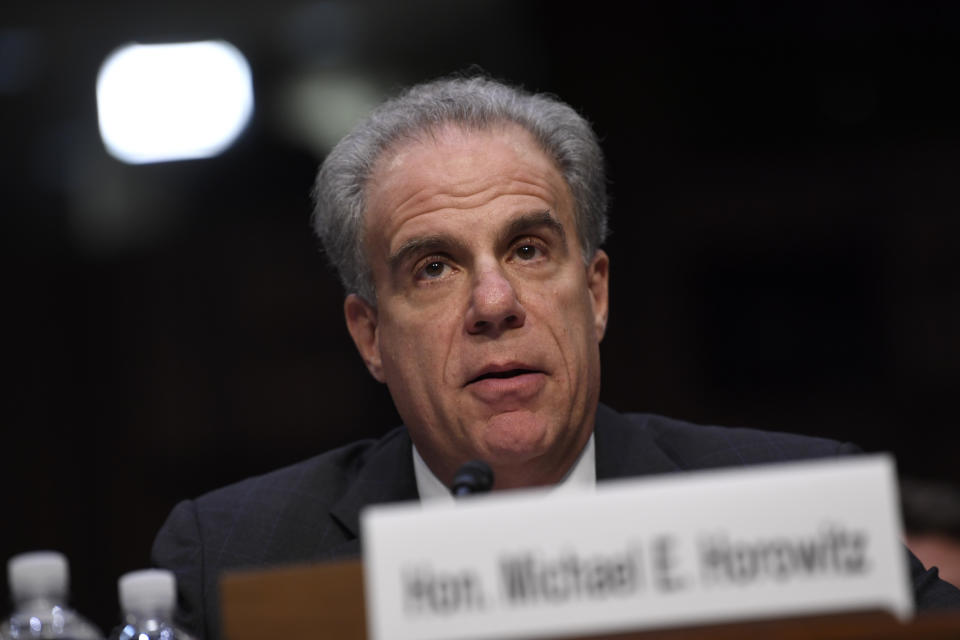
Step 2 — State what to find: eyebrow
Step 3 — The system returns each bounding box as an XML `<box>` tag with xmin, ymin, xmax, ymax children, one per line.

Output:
<box><xmin>386</xmin><ymin>209</ymin><xmax>568</xmax><ymax>272</ymax></box>
<box><xmin>498</xmin><ymin>210</ymin><xmax>567</xmax><ymax>248</ymax></box>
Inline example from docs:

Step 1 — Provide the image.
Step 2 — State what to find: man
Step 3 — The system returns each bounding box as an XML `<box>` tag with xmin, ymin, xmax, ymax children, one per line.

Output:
<box><xmin>152</xmin><ymin>75</ymin><xmax>960</xmax><ymax>640</ymax></box>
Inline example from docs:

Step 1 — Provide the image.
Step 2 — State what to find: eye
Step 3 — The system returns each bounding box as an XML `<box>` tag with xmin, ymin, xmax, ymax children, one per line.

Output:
<box><xmin>512</xmin><ymin>240</ymin><xmax>546</xmax><ymax>262</ymax></box>
<box><xmin>516</xmin><ymin>244</ymin><xmax>538</xmax><ymax>260</ymax></box>
<box><xmin>415</xmin><ymin>259</ymin><xmax>452</xmax><ymax>281</ymax></box>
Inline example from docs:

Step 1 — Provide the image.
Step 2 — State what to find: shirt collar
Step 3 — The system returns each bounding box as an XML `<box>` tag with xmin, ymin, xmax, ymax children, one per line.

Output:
<box><xmin>412</xmin><ymin>434</ymin><xmax>596</xmax><ymax>504</ymax></box>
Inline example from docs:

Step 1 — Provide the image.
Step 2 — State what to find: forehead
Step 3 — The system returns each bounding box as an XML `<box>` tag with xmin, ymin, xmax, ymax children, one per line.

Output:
<box><xmin>363</xmin><ymin>123</ymin><xmax>574</xmax><ymax>249</ymax></box>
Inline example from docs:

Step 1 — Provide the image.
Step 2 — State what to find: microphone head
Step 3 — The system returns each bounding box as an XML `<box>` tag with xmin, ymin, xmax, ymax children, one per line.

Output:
<box><xmin>451</xmin><ymin>459</ymin><xmax>494</xmax><ymax>496</ymax></box>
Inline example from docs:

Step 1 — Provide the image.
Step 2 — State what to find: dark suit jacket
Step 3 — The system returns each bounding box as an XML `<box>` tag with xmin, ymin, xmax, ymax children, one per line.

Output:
<box><xmin>152</xmin><ymin>404</ymin><xmax>960</xmax><ymax>640</ymax></box>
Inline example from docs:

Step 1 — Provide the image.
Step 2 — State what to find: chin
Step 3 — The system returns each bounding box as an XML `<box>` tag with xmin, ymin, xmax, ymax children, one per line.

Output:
<box><xmin>479</xmin><ymin>410</ymin><xmax>552</xmax><ymax>462</ymax></box>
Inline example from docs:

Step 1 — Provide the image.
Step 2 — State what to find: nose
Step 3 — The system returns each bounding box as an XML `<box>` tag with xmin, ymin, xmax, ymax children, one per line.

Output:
<box><xmin>464</xmin><ymin>265</ymin><xmax>526</xmax><ymax>336</ymax></box>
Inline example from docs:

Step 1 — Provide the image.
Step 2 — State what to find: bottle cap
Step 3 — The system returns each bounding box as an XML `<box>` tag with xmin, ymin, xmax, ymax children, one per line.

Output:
<box><xmin>119</xmin><ymin>569</ymin><xmax>176</xmax><ymax>616</ymax></box>
<box><xmin>8</xmin><ymin>551</ymin><xmax>69</xmax><ymax>603</ymax></box>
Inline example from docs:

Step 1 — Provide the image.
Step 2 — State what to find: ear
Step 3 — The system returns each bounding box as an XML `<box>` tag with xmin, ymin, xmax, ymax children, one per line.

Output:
<box><xmin>586</xmin><ymin>249</ymin><xmax>610</xmax><ymax>341</ymax></box>
<box><xmin>344</xmin><ymin>293</ymin><xmax>385</xmax><ymax>382</ymax></box>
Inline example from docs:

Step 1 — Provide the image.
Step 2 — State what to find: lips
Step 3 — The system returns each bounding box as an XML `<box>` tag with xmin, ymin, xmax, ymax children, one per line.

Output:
<box><xmin>465</xmin><ymin>364</ymin><xmax>544</xmax><ymax>386</ymax></box>
<box><xmin>467</xmin><ymin>367</ymin><xmax>542</xmax><ymax>385</ymax></box>
<box><xmin>464</xmin><ymin>363</ymin><xmax>547</xmax><ymax>405</ymax></box>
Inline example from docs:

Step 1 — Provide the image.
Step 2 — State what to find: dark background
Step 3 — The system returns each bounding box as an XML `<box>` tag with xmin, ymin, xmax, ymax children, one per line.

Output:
<box><xmin>3</xmin><ymin>0</ymin><xmax>959</xmax><ymax>631</ymax></box>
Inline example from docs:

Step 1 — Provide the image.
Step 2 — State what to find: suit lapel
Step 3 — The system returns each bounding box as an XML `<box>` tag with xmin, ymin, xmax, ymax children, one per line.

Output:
<box><xmin>328</xmin><ymin>427</ymin><xmax>419</xmax><ymax>543</ymax></box>
<box><xmin>594</xmin><ymin>403</ymin><xmax>683</xmax><ymax>481</ymax></box>
<box><xmin>327</xmin><ymin>405</ymin><xmax>681</xmax><ymax>549</ymax></box>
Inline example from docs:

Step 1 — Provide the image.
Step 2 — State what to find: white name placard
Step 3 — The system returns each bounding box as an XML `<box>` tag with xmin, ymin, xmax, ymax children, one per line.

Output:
<box><xmin>362</xmin><ymin>455</ymin><xmax>912</xmax><ymax>640</ymax></box>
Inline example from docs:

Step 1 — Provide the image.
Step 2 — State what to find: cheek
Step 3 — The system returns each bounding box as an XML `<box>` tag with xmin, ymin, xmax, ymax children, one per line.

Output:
<box><xmin>543</xmin><ymin>279</ymin><xmax>596</xmax><ymax>335</ymax></box>
<box><xmin>379</xmin><ymin>307</ymin><xmax>458</xmax><ymax>387</ymax></box>
<box><xmin>537</xmin><ymin>284</ymin><xmax>601</xmax><ymax>370</ymax></box>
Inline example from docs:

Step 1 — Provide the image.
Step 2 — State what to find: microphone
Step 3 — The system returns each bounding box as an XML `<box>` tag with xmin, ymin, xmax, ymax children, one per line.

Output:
<box><xmin>450</xmin><ymin>460</ymin><xmax>494</xmax><ymax>497</ymax></box>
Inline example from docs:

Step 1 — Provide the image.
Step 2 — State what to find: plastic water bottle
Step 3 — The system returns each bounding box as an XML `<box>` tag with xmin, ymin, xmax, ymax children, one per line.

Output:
<box><xmin>113</xmin><ymin>570</ymin><xmax>192</xmax><ymax>640</ymax></box>
<box><xmin>1</xmin><ymin>550</ymin><xmax>102</xmax><ymax>639</ymax></box>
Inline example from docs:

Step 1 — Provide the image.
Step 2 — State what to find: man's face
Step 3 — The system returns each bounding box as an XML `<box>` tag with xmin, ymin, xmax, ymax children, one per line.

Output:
<box><xmin>344</xmin><ymin>124</ymin><xmax>609</xmax><ymax>489</ymax></box>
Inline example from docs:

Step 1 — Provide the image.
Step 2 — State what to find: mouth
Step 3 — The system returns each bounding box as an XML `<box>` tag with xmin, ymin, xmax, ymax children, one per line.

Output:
<box><xmin>464</xmin><ymin>364</ymin><xmax>547</xmax><ymax>404</ymax></box>
<box><xmin>467</xmin><ymin>368</ymin><xmax>541</xmax><ymax>385</ymax></box>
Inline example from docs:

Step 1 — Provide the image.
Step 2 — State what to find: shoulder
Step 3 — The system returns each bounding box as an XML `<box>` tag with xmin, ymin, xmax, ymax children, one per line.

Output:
<box><xmin>598</xmin><ymin>404</ymin><xmax>859</xmax><ymax>474</ymax></box>
<box><xmin>187</xmin><ymin>425</ymin><xmax>414</xmax><ymax>545</ymax></box>
<box><xmin>151</xmin><ymin>427</ymin><xmax>413</xmax><ymax>640</ymax></box>
<box><xmin>154</xmin><ymin>426</ymin><xmax>412</xmax><ymax>571</ymax></box>
<box><xmin>194</xmin><ymin>427</ymin><xmax>408</xmax><ymax>511</ymax></box>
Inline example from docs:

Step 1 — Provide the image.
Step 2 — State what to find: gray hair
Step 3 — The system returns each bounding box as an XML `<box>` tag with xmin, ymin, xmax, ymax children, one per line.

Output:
<box><xmin>311</xmin><ymin>74</ymin><xmax>609</xmax><ymax>303</ymax></box>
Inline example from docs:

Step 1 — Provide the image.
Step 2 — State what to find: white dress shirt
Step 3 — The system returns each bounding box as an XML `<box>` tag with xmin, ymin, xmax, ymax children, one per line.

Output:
<box><xmin>412</xmin><ymin>434</ymin><xmax>596</xmax><ymax>504</ymax></box>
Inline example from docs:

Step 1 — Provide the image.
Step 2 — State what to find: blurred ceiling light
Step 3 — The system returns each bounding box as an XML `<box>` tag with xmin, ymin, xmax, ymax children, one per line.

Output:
<box><xmin>96</xmin><ymin>40</ymin><xmax>253</xmax><ymax>164</ymax></box>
